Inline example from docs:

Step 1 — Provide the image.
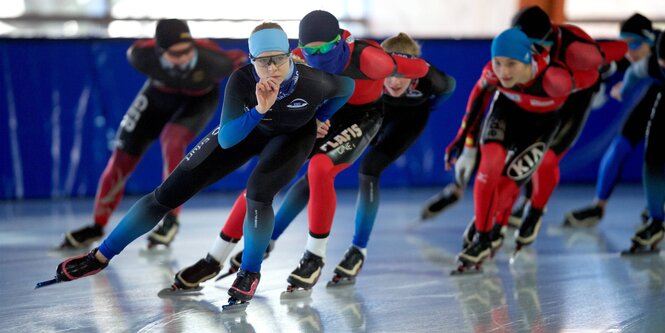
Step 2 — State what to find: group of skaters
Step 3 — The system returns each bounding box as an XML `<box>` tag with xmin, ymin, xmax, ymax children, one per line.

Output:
<box><xmin>39</xmin><ymin>6</ymin><xmax>665</xmax><ymax>310</ymax></box>
<box><xmin>422</xmin><ymin>8</ymin><xmax>664</xmax><ymax>270</ymax></box>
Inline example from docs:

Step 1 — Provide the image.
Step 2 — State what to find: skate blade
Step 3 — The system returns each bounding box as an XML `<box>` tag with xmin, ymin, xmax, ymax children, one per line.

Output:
<box><xmin>620</xmin><ymin>249</ymin><xmax>661</xmax><ymax>256</ymax></box>
<box><xmin>562</xmin><ymin>218</ymin><xmax>599</xmax><ymax>229</ymax></box>
<box><xmin>405</xmin><ymin>219</ymin><xmax>425</xmax><ymax>231</ymax></box>
<box><xmin>140</xmin><ymin>246</ymin><xmax>172</xmax><ymax>255</ymax></box>
<box><xmin>157</xmin><ymin>286</ymin><xmax>203</xmax><ymax>298</ymax></box>
<box><xmin>326</xmin><ymin>277</ymin><xmax>356</xmax><ymax>288</ymax></box>
<box><xmin>35</xmin><ymin>277</ymin><xmax>61</xmax><ymax>289</ymax></box>
<box><xmin>280</xmin><ymin>288</ymin><xmax>312</xmax><ymax>301</ymax></box>
<box><xmin>509</xmin><ymin>244</ymin><xmax>525</xmax><ymax>264</ymax></box>
<box><xmin>222</xmin><ymin>301</ymin><xmax>249</xmax><ymax>313</ymax></box>
<box><xmin>450</xmin><ymin>265</ymin><xmax>483</xmax><ymax>276</ymax></box>
<box><xmin>215</xmin><ymin>270</ymin><xmax>237</xmax><ymax>282</ymax></box>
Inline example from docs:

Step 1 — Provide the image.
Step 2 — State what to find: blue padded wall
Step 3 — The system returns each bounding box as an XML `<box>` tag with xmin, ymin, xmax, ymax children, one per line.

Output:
<box><xmin>0</xmin><ymin>38</ymin><xmax>645</xmax><ymax>199</ymax></box>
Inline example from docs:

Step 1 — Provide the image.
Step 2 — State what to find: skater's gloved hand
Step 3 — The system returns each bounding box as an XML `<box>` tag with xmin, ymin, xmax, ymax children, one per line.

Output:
<box><xmin>454</xmin><ymin>147</ymin><xmax>477</xmax><ymax>187</ymax></box>
<box><xmin>445</xmin><ymin>137</ymin><xmax>465</xmax><ymax>170</ymax></box>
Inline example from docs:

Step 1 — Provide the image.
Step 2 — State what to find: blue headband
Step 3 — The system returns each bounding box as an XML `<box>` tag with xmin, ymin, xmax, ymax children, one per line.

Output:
<box><xmin>248</xmin><ymin>28</ymin><xmax>289</xmax><ymax>57</ymax></box>
<box><xmin>492</xmin><ymin>28</ymin><xmax>532</xmax><ymax>64</ymax></box>
<box><xmin>620</xmin><ymin>32</ymin><xmax>654</xmax><ymax>46</ymax></box>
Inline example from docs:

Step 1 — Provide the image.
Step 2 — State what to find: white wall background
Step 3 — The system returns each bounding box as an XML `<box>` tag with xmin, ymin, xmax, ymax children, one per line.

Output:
<box><xmin>0</xmin><ymin>0</ymin><xmax>664</xmax><ymax>39</ymax></box>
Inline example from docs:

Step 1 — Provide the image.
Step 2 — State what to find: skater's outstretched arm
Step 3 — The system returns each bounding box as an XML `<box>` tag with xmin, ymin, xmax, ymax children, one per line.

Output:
<box><xmin>445</xmin><ymin>61</ymin><xmax>497</xmax><ymax>169</ymax></box>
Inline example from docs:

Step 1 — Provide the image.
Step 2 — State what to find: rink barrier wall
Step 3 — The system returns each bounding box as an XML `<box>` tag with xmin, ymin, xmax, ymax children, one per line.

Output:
<box><xmin>0</xmin><ymin>38</ymin><xmax>647</xmax><ymax>199</ymax></box>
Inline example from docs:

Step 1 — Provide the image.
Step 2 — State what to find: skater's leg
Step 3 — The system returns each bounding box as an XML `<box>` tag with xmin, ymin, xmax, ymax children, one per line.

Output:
<box><xmin>473</xmin><ymin>143</ymin><xmax>507</xmax><ymax>233</ymax></box>
<box><xmin>93</xmin><ymin>149</ymin><xmax>142</xmax><ymax>227</ymax></box>
<box><xmin>643</xmin><ymin>94</ymin><xmax>665</xmax><ymax>223</ymax></box>
<box><xmin>148</xmin><ymin>93</ymin><xmax>219</xmax><ymax>247</ymax></box>
<box><xmin>158</xmin><ymin>123</ymin><xmax>196</xmax><ymax>217</ymax></box>
<box><xmin>221</xmin><ymin>190</ymin><xmax>248</xmax><ymax>241</ymax></box>
<box><xmin>241</xmin><ymin>124</ymin><xmax>317</xmax><ymax>273</ymax></box>
<box><xmin>272</xmin><ymin>175</ymin><xmax>310</xmax><ymax>240</ymax></box>
<box><xmin>523</xmin><ymin>180</ymin><xmax>533</xmax><ymax>200</ymax></box>
<box><xmin>98</xmin><ymin>192</ymin><xmax>172</xmax><ymax>260</ymax></box>
<box><xmin>495</xmin><ymin>177</ymin><xmax>520</xmax><ymax>227</ymax></box>
<box><xmin>170</xmin><ymin>191</ymin><xmax>247</xmax><ymax>290</ymax></box>
<box><xmin>92</xmin><ymin>85</ymin><xmax>171</xmax><ymax>227</ymax></box>
<box><xmin>241</xmin><ymin>198</ymin><xmax>275</xmax><ymax>273</ymax></box>
<box><xmin>530</xmin><ymin>149</ymin><xmax>560</xmax><ymax>210</ymax></box>
<box><xmin>60</xmin><ymin>149</ymin><xmax>140</xmax><ymax>249</ymax></box>
<box><xmin>352</xmin><ymin>172</ymin><xmax>380</xmax><ymax>249</ymax></box>
<box><xmin>595</xmin><ymin>86</ymin><xmax>656</xmax><ymax>203</ymax></box>
<box><xmin>352</xmin><ymin>110</ymin><xmax>428</xmax><ymax>244</ymax></box>
<box><xmin>100</xmin><ymin>128</ymin><xmax>261</xmax><ymax>261</ymax></box>
<box><xmin>306</xmin><ymin>154</ymin><xmax>349</xmax><ymax>257</ymax></box>
<box><xmin>565</xmin><ymin>135</ymin><xmax>634</xmax><ymax>226</ymax></box>
<box><xmin>457</xmin><ymin>142</ymin><xmax>504</xmax><ymax>268</ymax></box>
<box><xmin>161</xmin><ymin>89</ymin><xmax>220</xmax><ymax>217</ymax></box>
<box><xmin>595</xmin><ymin>135</ymin><xmax>633</xmax><ymax>203</ymax></box>
<box><xmin>210</xmin><ymin>231</ymin><xmax>241</xmax><ymax>263</ymax></box>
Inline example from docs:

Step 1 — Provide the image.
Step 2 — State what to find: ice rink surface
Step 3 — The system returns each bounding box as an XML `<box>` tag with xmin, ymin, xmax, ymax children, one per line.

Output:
<box><xmin>1</xmin><ymin>185</ymin><xmax>663</xmax><ymax>333</ymax></box>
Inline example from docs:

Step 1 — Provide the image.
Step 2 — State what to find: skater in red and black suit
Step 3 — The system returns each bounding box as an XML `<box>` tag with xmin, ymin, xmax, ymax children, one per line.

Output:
<box><xmin>446</xmin><ymin>28</ymin><xmax>573</xmax><ymax>271</ymax></box>
<box><xmin>499</xmin><ymin>6</ymin><xmax>628</xmax><ymax>249</ymax></box>
<box><xmin>59</xmin><ymin>19</ymin><xmax>246</xmax><ymax>249</ymax></box>
<box><xmin>169</xmin><ymin>11</ymin><xmax>430</xmax><ymax>292</ymax></box>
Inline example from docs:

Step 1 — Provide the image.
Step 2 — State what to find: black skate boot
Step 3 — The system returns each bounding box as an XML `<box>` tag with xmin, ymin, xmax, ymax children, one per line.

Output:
<box><xmin>218</xmin><ymin>241</ymin><xmax>274</xmax><ymax>281</ymax></box>
<box><xmin>515</xmin><ymin>205</ymin><xmax>544</xmax><ymax>249</ymax></box>
<box><xmin>420</xmin><ymin>183</ymin><xmax>461</xmax><ymax>220</ymax></box>
<box><xmin>622</xmin><ymin>219</ymin><xmax>664</xmax><ymax>255</ymax></box>
<box><xmin>158</xmin><ymin>254</ymin><xmax>222</xmax><ymax>297</ymax></box>
<box><xmin>328</xmin><ymin>246</ymin><xmax>365</xmax><ymax>287</ymax></box>
<box><xmin>57</xmin><ymin>247</ymin><xmax>108</xmax><ymax>280</ymax></box>
<box><xmin>282</xmin><ymin>251</ymin><xmax>325</xmax><ymax>299</ymax></box>
<box><xmin>37</xmin><ymin>248</ymin><xmax>108</xmax><ymax>288</ymax></box>
<box><xmin>452</xmin><ymin>232</ymin><xmax>491</xmax><ymax>275</ymax></box>
<box><xmin>564</xmin><ymin>205</ymin><xmax>603</xmax><ymax>228</ymax></box>
<box><xmin>224</xmin><ymin>269</ymin><xmax>261</xmax><ymax>312</ymax></box>
<box><xmin>462</xmin><ymin>218</ymin><xmax>477</xmax><ymax>249</ymax></box>
<box><xmin>508</xmin><ymin>198</ymin><xmax>528</xmax><ymax>229</ymax></box>
<box><xmin>59</xmin><ymin>224</ymin><xmax>104</xmax><ymax>249</ymax></box>
<box><xmin>147</xmin><ymin>213</ymin><xmax>179</xmax><ymax>248</ymax></box>
<box><xmin>489</xmin><ymin>223</ymin><xmax>506</xmax><ymax>257</ymax></box>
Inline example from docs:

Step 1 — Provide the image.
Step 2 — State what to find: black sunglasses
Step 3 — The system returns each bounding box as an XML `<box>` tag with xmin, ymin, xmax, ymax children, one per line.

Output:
<box><xmin>250</xmin><ymin>53</ymin><xmax>291</xmax><ymax>68</ymax></box>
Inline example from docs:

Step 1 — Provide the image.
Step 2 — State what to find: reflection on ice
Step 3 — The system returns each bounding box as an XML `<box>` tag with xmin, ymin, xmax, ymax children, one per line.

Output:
<box><xmin>2</xmin><ymin>186</ymin><xmax>664</xmax><ymax>332</ymax></box>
